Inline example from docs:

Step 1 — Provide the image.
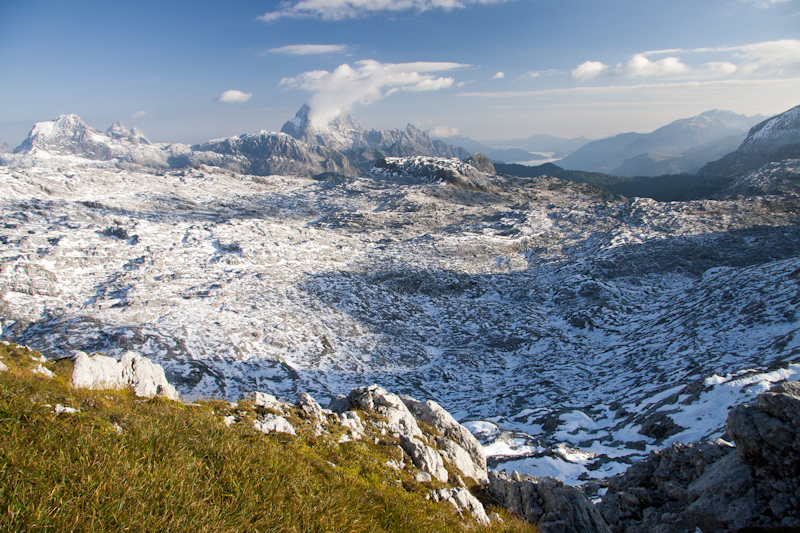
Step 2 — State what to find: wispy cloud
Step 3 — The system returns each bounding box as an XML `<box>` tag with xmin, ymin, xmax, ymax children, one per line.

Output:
<box><xmin>519</xmin><ymin>69</ymin><xmax>560</xmax><ymax>79</ymax></box>
<box><xmin>257</xmin><ymin>0</ymin><xmax>512</xmax><ymax>21</ymax></box>
<box><xmin>132</xmin><ymin>110</ymin><xmax>149</xmax><ymax>119</ymax></box>
<box><xmin>740</xmin><ymin>0</ymin><xmax>794</xmax><ymax>8</ymax></box>
<box><xmin>265</xmin><ymin>44</ymin><xmax>348</xmax><ymax>55</ymax></box>
<box><xmin>217</xmin><ymin>90</ymin><xmax>253</xmax><ymax>103</ymax></box>
<box><xmin>491</xmin><ymin>71</ymin><xmax>505</xmax><ymax>79</ymax></box>
<box><xmin>460</xmin><ymin>77</ymin><xmax>800</xmax><ymax>98</ymax></box>
<box><xmin>571</xmin><ymin>39</ymin><xmax>800</xmax><ymax>82</ymax></box>
<box><xmin>280</xmin><ymin>59</ymin><xmax>468</xmax><ymax>128</ymax></box>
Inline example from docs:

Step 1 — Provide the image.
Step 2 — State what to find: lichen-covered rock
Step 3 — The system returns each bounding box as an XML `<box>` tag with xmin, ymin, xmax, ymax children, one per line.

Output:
<box><xmin>297</xmin><ymin>391</ymin><xmax>328</xmax><ymax>435</ymax></box>
<box><xmin>488</xmin><ymin>471</ymin><xmax>611</xmax><ymax>533</ymax></box>
<box><xmin>338</xmin><ymin>410</ymin><xmax>365</xmax><ymax>441</ymax></box>
<box><xmin>71</xmin><ymin>351</ymin><xmax>178</xmax><ymax>400</ymax></box>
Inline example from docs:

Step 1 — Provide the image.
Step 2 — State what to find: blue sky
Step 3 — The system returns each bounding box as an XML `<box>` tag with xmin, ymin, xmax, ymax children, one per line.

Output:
<box><xmin>1</xmin><ymin>0</ymin><xmax>798</xmax><ymax>145</ymax></box>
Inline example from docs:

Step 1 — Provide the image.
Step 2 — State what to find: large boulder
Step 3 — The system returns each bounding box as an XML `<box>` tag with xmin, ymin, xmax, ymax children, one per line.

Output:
<box><xmin>436</xmin><ymin>436</ymin><xmax>488</xmax><ymax>485</ymax></box>
<box><xmin>254</xmin><ymin>414</ymin><xmax>296</xmax><ymax>435</ymax></box>
<box><xmin>71</xmin><ymin>351</ymin><xmax>179</xmax><ymax>400</ymax></box>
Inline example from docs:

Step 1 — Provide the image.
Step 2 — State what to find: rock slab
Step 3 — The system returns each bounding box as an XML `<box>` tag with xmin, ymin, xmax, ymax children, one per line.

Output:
<box><xmin>71</xmin><ymin>351</ymin><xmax>179</xmax><ymax>400</ymax></box>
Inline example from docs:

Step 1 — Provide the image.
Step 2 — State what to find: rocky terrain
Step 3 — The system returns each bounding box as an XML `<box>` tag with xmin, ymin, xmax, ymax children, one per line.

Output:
<box><xmin>11</xmin><ymin>344</ymin><xmax>798</xmax><ymax>532</ymax></box>
<box><xmin>1</xmin><ymin>106</ymin><xmax>800</xmax><ymax>515</ymax></box>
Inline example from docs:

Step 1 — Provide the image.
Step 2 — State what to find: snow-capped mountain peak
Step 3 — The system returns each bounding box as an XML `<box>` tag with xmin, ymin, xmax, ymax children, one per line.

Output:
<box><xmin>740</xmin><ymin>104</ymin><xmax>800</xmax><ymax>154</ymax></box>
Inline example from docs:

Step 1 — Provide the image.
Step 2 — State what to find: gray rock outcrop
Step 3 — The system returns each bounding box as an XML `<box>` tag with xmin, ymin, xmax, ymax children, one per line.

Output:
<box><xmin>488</xmin><ymin>470</ymin><xmax>611</xmax><ymax>533</ymax></box>
<box><xmin>400</xmin><ymin>435</ymin><xmax>449</xmax><ymax>483</ymax></box>
<box><xmin>71</xmin><ymin>350</ymin><xmax>179</xmax><ymax>400</ymax></box>
<box><xmin>252</xmin><ymin>391</ymin><xmax>289</xmax><ymax>413</ymax></box>
<box><xmin>402</xmin><ymin>396</ymin><xmax>488</xmax><ymax>484</ymax></box>
<box><xmin>598</xmin><ymin>381</ymin><xmax>800</xmax><ymax>532</ymax></box>
<box><xmin>466</xmin><ymin>152</ymin><xmax>496</xmax><ymax>174</ymax></box>
<box><xmin>370</xmin><ymin>156</ymin><xmax>497</xmax><ymax>191</ymax></box>
<box><xmin>346</xmin><ymin>384</ymin><xmax>423</xmax><ymax>439</ymax></box>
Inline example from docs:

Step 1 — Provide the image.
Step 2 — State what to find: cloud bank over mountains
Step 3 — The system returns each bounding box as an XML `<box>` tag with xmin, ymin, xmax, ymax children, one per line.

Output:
<box><xmin>280</xmin><ymin>60</ymin><xmax>468</xmax><ymax>129</ymax></box>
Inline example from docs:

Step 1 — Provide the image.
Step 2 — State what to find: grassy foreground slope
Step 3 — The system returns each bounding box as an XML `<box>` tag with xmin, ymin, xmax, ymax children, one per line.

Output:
<box><xmin>0</xmin><ymin>342</ymin><xmax>537</xmax><ymax>533</ymax></box>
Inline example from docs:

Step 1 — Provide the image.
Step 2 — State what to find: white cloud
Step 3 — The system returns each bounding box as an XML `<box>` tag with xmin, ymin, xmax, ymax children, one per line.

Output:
<box><xmin>280</xmin><ymin>59</ymin><xmax>468</xmax><ymax>129</ymax></box>
<box><xmin>430</xmin><ymin>125</ymin><xmax>459</xmax><ymax>137</ymax></box>
<box><xmin>266</xmin><ymin>44</ymin><xmax>348</xmax><ymax>55</ymax></box>
<box><xmin>217</xmin><ymin>90</ymin><xmax>253</xmax><ymax>103</ymax></box>
<box><xmin>621</xmin><ymin>54</ymin><xmax>691</xmax><ymax>77</ymax></box>
<box><xmin>257</xmin><ymin>0</ymin><xmax>511</xmax><ymax>21</ymax></box>
<box><xmin>132</xmin><ymin>110</ymin><xmax>149</xmax><ymax>119</ymax></box>
<box><xmin>460</xmin><ymin>77</ymin><xmax>800</xmax><ymax>98</ymax></box>
<box><xmin>570</xmin><ymin>39</ymin><xmax>800</xmax><ymax>82</ymax></box>
<box><xmin>571</xmin><ymin>55</ymin><xmax>690</xmax><ymax>81</ymax></box>
<box><xmin>570</xmin><ymin>61</ymin><xmax>610</xmax><ymax>82</ymax></box>
<box><xmin>492</xmin><ymin>71</ymin><xmax>505</xmax><ymax>79</ymax></box>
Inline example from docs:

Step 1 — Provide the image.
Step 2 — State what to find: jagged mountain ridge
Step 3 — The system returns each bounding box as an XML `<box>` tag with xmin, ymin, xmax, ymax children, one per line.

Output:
<box><xmin>558</xmin><ymin>110</ymin><xmax>764</xmax><ymax>176</ymax></box>
<box><xmin>280</xmin><ymin>104</ymin><xmax>471</xmax><ymax>168</ymax></box>
<box><xmin>4</xmin><ymin>110</ymin><xmax>471</xmax><ymax>178</ymax></box>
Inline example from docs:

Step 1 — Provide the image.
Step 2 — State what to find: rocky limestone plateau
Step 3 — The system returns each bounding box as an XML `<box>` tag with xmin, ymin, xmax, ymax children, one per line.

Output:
<box><xmin>2</xmin><ymin>107</ymin><xmax>800</xmax><ymax>530</ymax></box>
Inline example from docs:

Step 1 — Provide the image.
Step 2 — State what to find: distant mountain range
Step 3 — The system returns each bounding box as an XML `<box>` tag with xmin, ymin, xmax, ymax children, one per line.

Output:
<box><xmin>496</xmin><ymin>105</ymin><xmax>800</xmax><ymax>201</ymax></box>
<box><xmin>4</xmin><ymin>105</ymin><xmax>799</xmax><ymax>203</ymax></box>
<box><xmin>557</xmin><ymin>110</ymin><xmax>766</xmax><ymax>177</ymax></box>
<box><xmin>4</xmin><ymin>106</ymin><xmax>469</xmax><ymax>178</ymax></box>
